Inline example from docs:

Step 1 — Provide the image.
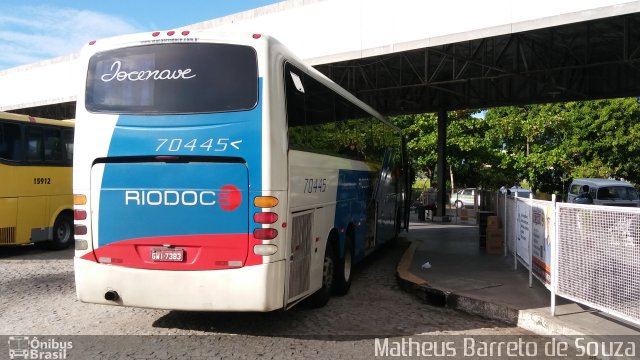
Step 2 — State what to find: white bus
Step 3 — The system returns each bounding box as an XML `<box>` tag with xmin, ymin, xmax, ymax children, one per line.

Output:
<box><xmin>73</xmin><ymin>31</ymin><xmax>409</xmax><ymax>311</ymax></box>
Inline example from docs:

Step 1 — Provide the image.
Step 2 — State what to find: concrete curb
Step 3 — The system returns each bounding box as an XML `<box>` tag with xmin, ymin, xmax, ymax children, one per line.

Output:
<box><xmin>396</xmin><ymin>239</ymin><xmax>518</xmax><ymax>324</ymax></box>
<box><xmin>396</xmin><ymin>239</ymin><xmax>640</xmax><ymax>341</ymax></box>
<box><xmin>517</xmin><ymin>307</ymin><xmax>585</xmax><ymax>336</ymax></box>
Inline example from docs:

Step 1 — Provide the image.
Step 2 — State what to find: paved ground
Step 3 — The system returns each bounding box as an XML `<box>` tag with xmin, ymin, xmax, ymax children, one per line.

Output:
<box><xmin>0</xmin><ymin>241</ymin><xmax>540</xmax><ymax>359</ymax></box>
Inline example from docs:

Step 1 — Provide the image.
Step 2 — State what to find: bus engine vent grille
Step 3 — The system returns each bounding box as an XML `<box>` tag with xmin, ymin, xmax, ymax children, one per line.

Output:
<box><xmin>0</xmin><ymin>227</ymin><xmax>16</xmax><ymax>244</ymax></box>
<box><xmin>289</xmin><ymin>212</ymin><xmax>312</xmax><ymax>299</ymax></box>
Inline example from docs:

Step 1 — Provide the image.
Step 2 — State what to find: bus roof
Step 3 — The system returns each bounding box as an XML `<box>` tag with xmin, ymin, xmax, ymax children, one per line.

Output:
<box><xmin>0</xmin><ymin>111</ymin><xmax>74</xmax><ymax>128</ymax></box>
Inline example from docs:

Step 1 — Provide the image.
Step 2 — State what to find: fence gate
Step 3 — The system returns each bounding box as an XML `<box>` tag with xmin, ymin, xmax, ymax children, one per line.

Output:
<box><xmin>555</xmin><ymin>203</ymin><xmax>640</xmax><ymax>326</ymax></box>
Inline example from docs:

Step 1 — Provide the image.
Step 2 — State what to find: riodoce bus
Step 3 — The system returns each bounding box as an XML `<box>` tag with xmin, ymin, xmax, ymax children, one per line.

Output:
<box><xmin>73</xmin><ymin>31</ymin><xmax>409</xmax><ymax>311</ymax></box>
<box><xmin>0</xmin><ymin>112</ymin><xmax>74</xmax><ymax>249</ymax></box>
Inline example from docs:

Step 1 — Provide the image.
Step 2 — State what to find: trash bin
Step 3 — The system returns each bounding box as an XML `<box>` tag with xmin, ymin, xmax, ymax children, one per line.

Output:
<box><xmin>417</xmin><ymin>205</ymin><xmax>425</xmax><ymax>221</ymax></box>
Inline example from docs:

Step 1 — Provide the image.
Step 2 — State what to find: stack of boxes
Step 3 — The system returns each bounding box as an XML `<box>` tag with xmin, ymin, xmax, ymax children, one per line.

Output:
<box><xmin>486</xmin><ymin>215</ymin><xmax>503</xmax><ymax>255</ymax></box>
<box><xmin>460</xmin><ymin>208</ymin><xmax>468</xmax><ymax>221</ymax></box>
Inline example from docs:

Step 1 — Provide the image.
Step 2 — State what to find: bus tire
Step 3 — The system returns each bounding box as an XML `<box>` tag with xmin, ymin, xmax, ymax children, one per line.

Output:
<box><xmin>394</xmin><ymin>208</ymin><xmax>402</xmax><ymax>238</ymax></box>
<box><xmin>47</xmin><ymin>212</ymin><xmax>74</xmax><ymax>250</ymax></box>
<box><xmin>306</xmin><ymin>240</ymin><xmax>334</xmax><ymax>308</ymax></box>
<box><xmin>332</xmin><ymin>235</ymin><xmax>353</xmax><ymax>296</ymax></box>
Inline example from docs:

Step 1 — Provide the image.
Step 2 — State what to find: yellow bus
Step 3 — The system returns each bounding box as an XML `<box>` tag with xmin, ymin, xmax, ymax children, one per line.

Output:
<box><xmin>0</xmin><ymin>112</ymin><xmax>74</xmax><ymax>249</ymax></box>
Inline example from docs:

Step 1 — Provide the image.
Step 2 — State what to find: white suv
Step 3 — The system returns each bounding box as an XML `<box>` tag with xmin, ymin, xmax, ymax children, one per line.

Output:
<box><xmin>568</xmin><ymin>178</ymin><xmax>639</xmax><ymax>207</ymax></box>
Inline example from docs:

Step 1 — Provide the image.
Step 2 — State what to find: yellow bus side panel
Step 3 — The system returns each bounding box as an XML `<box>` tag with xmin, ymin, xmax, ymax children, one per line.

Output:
<box><xmin>16</xmin><ymin>197</ymin><xmax>46</xmax><ymax>244</ymax></box>
<box><xmin>3</xmin><ymin>165</ymin><xmax>72</xmax><ymax>197</ymax></box>
<box><xmin>1</xmin><ymin>164</ymin><xmax>72</xmax><ymax>245</ymax></box>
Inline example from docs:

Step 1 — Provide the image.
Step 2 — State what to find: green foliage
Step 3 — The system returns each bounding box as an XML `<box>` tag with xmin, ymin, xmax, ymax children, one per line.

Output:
<box><xmin>486</xmin><ymin>98</ymin><xmax>640</xmax><ymax>193</ymax></box>
<box><xmin>391</xmin><ymin>110</ymin><xmax>506</xmax><ymax>190</ymax></box>
<box><xmin>413</xmin><ymin>178</ymin><xmax>431</xmax><ymax>190</ymax></box>
<box><xmin>390</xmin><ymin>98</ymin><xmax>640</xmax><ymax>194</ymax></box>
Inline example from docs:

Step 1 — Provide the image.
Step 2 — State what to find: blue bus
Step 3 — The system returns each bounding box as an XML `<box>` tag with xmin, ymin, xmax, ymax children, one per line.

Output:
<box><xmin>73</xmin><ymin>31</ymin><xmax>409</xmax><ymax>311</ymax></box>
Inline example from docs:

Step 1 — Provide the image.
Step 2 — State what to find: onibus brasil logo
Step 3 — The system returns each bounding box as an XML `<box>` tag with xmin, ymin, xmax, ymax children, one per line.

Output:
<box><xmin>8</xmin><ymin>337</ymin><xmax>72</xmax><ymax>359</ymax></box>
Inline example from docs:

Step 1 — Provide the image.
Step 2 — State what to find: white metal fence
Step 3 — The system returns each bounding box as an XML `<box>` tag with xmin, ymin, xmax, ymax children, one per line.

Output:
<box><xmin>497</xmin><ymin>194</ymin><xmax>640</xmax><ymax>327</ymax></box>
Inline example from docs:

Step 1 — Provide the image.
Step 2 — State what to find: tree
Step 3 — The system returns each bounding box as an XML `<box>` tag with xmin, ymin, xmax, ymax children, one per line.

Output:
<box><xmin>390</xmin><ymin>110</ymin><xmax>498</xmax><ymax>190</ymax></box>
<box><xmin>484</xmin><ymin>98</ymin><xmax>640</xmax><ymax>194</ymax></box>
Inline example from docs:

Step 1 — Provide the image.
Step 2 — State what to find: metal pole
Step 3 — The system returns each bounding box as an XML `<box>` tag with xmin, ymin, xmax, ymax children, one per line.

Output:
<box><xmin>504</xmin><ymin>191</ymin><xmax>508</xmax><ymax>256</ymax></box>
<box><xmin>529</xmin><ymin>193</ymin><xmax>533</xmax><ymax>288</ymax></box>
<box><xmin>436</xmin><ymin>109</ymin><xmax>447</xmax><ymax>219</ymax></box>
<box><xmin>514</xmin><ymin>192</ymin><xmax>518</xmax><ymax>270</ymax></box>
<box><xmin>551</xmin><ymin>194</ymin><xmax>557</xmax><ymax>316</ymax></box>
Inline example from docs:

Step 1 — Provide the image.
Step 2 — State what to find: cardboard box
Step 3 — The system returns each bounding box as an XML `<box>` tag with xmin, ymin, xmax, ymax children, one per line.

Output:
<box><xmin>486</xmin><ymin>216</ymin><xmax>501</xmax><ymax>229</ymax></box>
<box><xmin>486</xmin><ymin>227</ymin><xmax>503</xmax><ymax>239</ymax></box>
<box><xmin>486</xmin><ymin>228</ymin><xmax>503</xmax><ymax>252</ymax></box>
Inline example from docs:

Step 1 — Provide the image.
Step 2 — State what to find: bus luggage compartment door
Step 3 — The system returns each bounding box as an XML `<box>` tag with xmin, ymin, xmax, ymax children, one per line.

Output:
<box><xmin>90</xmin><ymin>161</ymin><xmax>249</xmax><ymax>270</ymax></box>
<box><xmin>0</xmin><ymin>198</ymin><xmax>17</xmax><ymax>244</ymax></box>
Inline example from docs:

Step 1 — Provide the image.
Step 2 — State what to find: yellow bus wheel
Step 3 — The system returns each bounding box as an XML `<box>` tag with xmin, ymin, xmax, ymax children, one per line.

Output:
<box><xmin>46</xmin><ymin>212</ymin><xmax>74</xmax><ymax>250</ymax></box>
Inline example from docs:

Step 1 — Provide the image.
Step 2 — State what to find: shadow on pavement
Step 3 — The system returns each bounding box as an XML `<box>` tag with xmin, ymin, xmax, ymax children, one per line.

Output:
<box><xmin>152</xmin><ymin>240</ymin><xmax>516</xmax><ymax>340</ymax></box>
<box><xmin>0</xmin><ymin>244</ymin><xmax>74</xmax><ymax>260</ymax></box>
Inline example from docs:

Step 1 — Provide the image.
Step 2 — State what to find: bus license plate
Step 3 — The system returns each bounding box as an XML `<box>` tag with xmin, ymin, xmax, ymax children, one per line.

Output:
<box><xmin>151</xmin><ymin>248</ymin><xmax>184</xmax><ymax>262</ymax></box>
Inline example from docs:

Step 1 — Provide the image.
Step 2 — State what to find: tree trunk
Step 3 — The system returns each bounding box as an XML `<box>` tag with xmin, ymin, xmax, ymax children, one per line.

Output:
<box><xmin>449</xmin><ymin>165</ymin><xmax>455</xmax><ymax>195</ymax></box>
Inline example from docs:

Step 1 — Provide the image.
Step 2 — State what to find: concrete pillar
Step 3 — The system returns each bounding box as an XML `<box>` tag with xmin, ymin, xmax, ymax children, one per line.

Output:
<box><xmin>434</xmin><ymin>109</ymin><xmax>450</xmax><ymax>222</ymax></box>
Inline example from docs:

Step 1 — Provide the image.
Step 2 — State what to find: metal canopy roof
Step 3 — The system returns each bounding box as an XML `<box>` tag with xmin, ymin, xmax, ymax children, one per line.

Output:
<box><xmin>314</xmin><ymin>12</ymin><xmax>640</xmax><ymax>115</ymax></box>
<box><xmin>7</xmin><ymin>8</ymin><xmax>640</xmax><ymax>120</ymax></box>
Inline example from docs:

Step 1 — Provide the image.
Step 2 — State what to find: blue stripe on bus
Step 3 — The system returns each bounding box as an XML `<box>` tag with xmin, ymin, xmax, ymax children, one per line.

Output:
<box><xmin>334</xmin><ymin>169</ymin><xmax>374</xmax><ymax>262</ymax></box>
<box><xmin>97</xmin><ymin>80</ymin><xmax>263</xmax><ymax>247</ymax></box>
<box><xmin>97</xmin><ymin>162</ymin><xmax>249</xmax><ymax>245</ymax></box>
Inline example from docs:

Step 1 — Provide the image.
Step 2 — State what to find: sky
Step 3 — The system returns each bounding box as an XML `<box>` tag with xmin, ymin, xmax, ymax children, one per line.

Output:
<box><xmin>0</xmin><ymin>0</ymin><xmax>283</xmax><ymax>70</ymax></box>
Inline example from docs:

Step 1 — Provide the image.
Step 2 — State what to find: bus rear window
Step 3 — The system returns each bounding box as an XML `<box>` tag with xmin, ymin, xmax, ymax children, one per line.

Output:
<box><xmin>85</xmin><ymin>43</ymin><xmax>258</xmax><ymax>114</ymax></box>
<box><xmin>0</xmin><ymin>123</ymin><xmax>22</xmax><ymax>162</ymax></box>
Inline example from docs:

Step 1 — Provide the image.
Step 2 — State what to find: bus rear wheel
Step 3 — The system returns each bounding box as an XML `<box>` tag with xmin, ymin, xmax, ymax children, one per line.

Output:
<box><xmin>306</xmin><ymin>240</ymin><xmax>334</xmax><ymax>308</ymax></box>
<box><xmin>332</xmin><ymin>236</ymin><xmax>353</xmax><ymax>296</ymax></box>
<box><xmin>46</xmin><ymin>212</ymin><xmax>74</xmax><ymax>250</ymax></box>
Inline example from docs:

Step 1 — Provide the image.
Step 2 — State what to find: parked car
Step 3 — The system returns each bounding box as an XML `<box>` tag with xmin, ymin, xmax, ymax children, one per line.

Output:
<box><xmin>568</xmin><ymin>178</ymin><xmax>639</xmax><ymax>207</ymax></box>
<box><xmin>450</xmin><ymin>188</ymin><xmax>478</xmax><ymax>208</ymax></box>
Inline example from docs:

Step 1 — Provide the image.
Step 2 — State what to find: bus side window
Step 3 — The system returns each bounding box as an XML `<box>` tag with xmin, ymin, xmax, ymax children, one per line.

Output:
<box><xmin>26</xmin><ymin>126</ymin><xmax>43</xmax><ymax>162</ymax></box>
<box><xmin>0</xmin><ymin>124</ymin><xmax>4</xmax><ymax>158</ymax></box>
<box><xmin>285</xmin><ymin>68</ymin><xmax>307</xmax><ymax>150</ymax></box>
<box><xmin>44</xmin><ymin>129</ymin><xmax>63</xmax><ymax>162</ymax></box>
<box><xmin>0</xmin><ymin>123</ymin><xmax>23</xmax><ymax>162</ymax></box>
<box><xmin>63</xmin><ymin>129</ymin><xmax>74</xmax><ymax>163</ymax></box>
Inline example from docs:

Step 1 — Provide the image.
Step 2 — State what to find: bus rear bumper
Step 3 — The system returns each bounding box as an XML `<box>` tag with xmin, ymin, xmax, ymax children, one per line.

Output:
<box><xmin>74</xmin><ymin>257</ymin><xmax>286</xmax><ymax>311</ymax></box>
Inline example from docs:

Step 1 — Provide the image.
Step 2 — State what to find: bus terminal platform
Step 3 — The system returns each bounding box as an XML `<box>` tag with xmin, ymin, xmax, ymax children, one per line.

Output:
<box><xmin>397</xmin><ymin>211</ymin><xmax>640</xmax><ymax>339</ymax></box>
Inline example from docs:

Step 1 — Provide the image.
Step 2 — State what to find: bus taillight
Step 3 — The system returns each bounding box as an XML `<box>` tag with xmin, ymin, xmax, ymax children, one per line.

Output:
<box><xmin>74</xmin><ymin>194</ymin><xmax>87</xmax><ymax>205</ymax></box>
<box><xmin>74</xmin><ymin>210</ymin><xmax>87</xmax><ymax>220</ymax></box>
<box><xmin>254</xmin><ymin>196</ymin><xmax>278</xmax><ymax>208</ymax></box>
<box><xmin>254</xmin><ymin>244</ymin><xmax>277</xmax><ymax>256</ymax></box>
<box><xmin>74</xmin><ymin>225</ymin><xmax>87</xmax><ymax>236</ymax></box>
<box><xmin>253</xmin><ymin>228</ymin><xmax>277</xmax><ymax>240</ymax></box>
<box><xmin>254</xmin><ymin>212</ymin><xmax>278</xmax><ymax>224</ymax></box>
